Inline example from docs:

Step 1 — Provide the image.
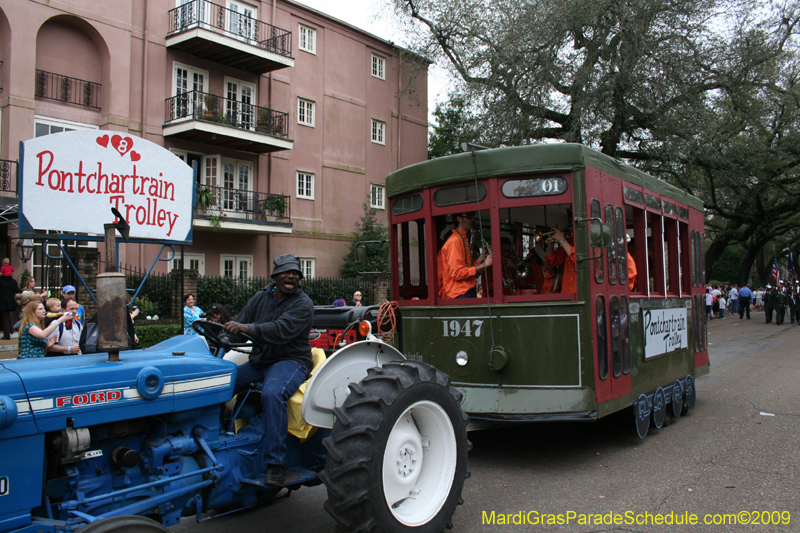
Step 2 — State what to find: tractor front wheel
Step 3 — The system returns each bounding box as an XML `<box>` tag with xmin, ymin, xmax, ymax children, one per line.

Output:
<box><xmin>321</xmin><ymin>360</ymin><xmax>469</xmax><ymax>533</ymax></box>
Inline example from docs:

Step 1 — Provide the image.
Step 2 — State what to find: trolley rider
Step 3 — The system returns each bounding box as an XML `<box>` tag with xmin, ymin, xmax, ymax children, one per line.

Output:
<box><xmin>223</xmin><ymin>254</ymin><xmax>314</xmax><ymax>487</ymax></box>
<box><xmin>545</xmin><ymin>226</ymin><xmax>577</xmax><ymax>293</ymax></box>
<box><xmin>440</xmin><ymin>211</ymin><xmax>493</xmax><ymax>299</ymax></box>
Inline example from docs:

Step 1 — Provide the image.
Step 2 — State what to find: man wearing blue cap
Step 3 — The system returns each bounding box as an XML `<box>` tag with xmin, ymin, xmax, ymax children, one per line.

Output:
<box><xmin>223</xmin><ymin>253</ymin><xmax>314</xmax><ymax>487</ymax></box>
<box><xmin>61</xmin><ymin>285</ymin><xmax>85</xmax><ymax>325</ymax></box>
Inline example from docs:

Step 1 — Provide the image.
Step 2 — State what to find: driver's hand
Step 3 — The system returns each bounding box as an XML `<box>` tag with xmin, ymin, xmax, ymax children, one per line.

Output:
<box><xmin>223</xmin><ymin>321</ymin><xmax>250</xmax><ymax>335</ymax></box>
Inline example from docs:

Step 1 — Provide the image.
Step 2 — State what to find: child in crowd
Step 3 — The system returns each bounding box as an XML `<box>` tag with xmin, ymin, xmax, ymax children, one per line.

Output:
<box><xmin>719</xmin><ymin>295</ymin><xmax>727</xmax><ymax>319</ymax></box>
<box><xmin>44</xmin><ymin>298</ymin><xmax>63</xmax><ymax>326</ymax></box>
<box><xmin>1</xmin><ymin>258</ymin><xmax>13</xmax><ymax>277</ymax></box>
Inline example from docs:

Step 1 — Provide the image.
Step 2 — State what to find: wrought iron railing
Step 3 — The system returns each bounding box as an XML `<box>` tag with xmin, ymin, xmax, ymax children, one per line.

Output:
<box><xmin>197</xmin><ymin>185</ymin><xmax>290</xmax><ymax>221</ymax></box>
<box><xmin>165</xmin><ymin>90</ymin><xmax>289</xmax><ymax>139</ymax></box>
<box><xmin>0</xmin><ymin>159</ymin><xmax>17</xmax><ymax>193</ymax></box>
<box><xmin>167</xmin><ymin>0</ymin><xmax>292</xmax><ymax>58</ymax></box>
<box><xmin>35</xmin><ymin>70</ymin><xmax>101</xmax><ymax>109</ymax></box>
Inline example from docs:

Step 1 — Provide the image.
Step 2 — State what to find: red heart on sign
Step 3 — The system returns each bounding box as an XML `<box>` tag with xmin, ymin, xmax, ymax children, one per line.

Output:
<box><xmin>110</xmin><ymin>135</ymin><xmax>134</xmax><ymax>157</ymax></box>
<box><xmin>130</xmin><ymin>151</ymin><xmax>141</xmax><ymax>162</ymax></box>
<box><xmin>96</xmin><ymin>135</ymin><xmax>109</xmax><ymax>147</ymax></box>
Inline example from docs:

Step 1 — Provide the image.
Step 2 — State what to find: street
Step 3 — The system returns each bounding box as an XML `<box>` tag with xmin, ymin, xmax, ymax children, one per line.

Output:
<box><xmin>174</xmin><ymin>312</ymin><xmax>800</xmax><ymax>532</ymax></box>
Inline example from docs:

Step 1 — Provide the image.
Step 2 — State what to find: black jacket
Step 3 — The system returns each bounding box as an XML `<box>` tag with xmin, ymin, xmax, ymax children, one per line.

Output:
<box><xmin>0</xmin><ymin>277</ymin><xmax>21</xmax><ymax>313</ymax></box>
<box><xmin>235</xmin><ymin>281</ymin><xmax>314</xmax><ymax>370</ymax></box>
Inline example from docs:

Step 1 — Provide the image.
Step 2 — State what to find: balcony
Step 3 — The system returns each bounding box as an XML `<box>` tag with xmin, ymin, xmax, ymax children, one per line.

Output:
<box><xmin>166</xmin><ymin>0</ymin><xmax>294</xmax><ymax>74</ymax></box>
<box><xmin>194</xmin><ymin>186</ymin><xmax>292</xmax><ymax>234</ymax></box>
<box><xmin>35</xmin><ymin>70</ymin><xmax>101</xmax><ymax>109</ymax></box>
<box><xmin>163</xmin><ymin>91</ymin><xmax>292</xmax><ymax>153</ymax></box>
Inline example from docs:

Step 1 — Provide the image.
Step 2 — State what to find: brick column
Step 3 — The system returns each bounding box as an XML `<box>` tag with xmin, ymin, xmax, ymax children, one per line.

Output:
<box><xmin>171</xmin><ymin>269</ymin><xmax>198</xmax><ymax>318</ymax></box>
<box><xmin>75</xmin><ymin>248</ymin><xmax>100</xmax><ymax>317</ymax></box>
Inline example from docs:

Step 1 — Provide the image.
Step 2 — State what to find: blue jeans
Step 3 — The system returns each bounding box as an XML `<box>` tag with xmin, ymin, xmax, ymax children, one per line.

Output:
<box><xmin>234</xmin><ymin>359</ymin><xmax>308</xmax><ymax>466</ymax></box>
<box><xmin>731</xmin><ymin>300</ymin><xmax>739</xmax><ymax>315</ymax></box>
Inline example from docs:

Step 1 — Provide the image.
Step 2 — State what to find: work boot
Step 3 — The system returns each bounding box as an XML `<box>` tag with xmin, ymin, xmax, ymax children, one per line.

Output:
<box><xmin>264</xmin><ymin>464</ymin><xmax>286</xmax><ymax>487</ymax></box>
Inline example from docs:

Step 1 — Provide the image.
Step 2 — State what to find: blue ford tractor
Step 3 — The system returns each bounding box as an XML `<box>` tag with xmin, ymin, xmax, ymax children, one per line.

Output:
<box><xmin>0</xmin><ymin>303</ymin><xmax>469</xmax><ymax>533</ymax></box>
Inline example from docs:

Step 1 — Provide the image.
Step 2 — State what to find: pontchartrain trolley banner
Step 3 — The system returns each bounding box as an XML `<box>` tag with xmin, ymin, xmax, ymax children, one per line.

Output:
<box><xmin>20</xmin><ymin>131</ymin><xmax>194</xmax><ymax>244</ymax></box>
<box><xmin>642</xmin><ymin>307</ymin><xmax>689</xmax><ymax>359</ymax></box>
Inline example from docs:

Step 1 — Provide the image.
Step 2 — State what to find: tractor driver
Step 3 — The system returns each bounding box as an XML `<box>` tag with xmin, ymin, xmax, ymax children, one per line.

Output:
<box><xmin>222</xmin><ymin>254</ymin><xmax>314</xmax><ymax>487</ymax></box>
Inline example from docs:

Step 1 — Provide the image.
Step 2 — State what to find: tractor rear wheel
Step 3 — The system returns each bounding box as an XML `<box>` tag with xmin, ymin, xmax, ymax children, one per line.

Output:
<box><xmin>321</xmin><ymin>360</ymin><xmax>469</xmax><ymax>533</ymax></box>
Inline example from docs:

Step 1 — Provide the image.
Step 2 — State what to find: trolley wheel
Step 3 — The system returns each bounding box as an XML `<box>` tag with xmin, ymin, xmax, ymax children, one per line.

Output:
<box><xmin>682</xmin><ymin>374</ymin><xmax>696</xmax><ymax>414</ymax></box>
<box><xmin>634</xmin><ymin>393</ymin><xmax>650</xmax><ymax>439</ymax></box>
<box><xmin>652</xmin><ymin>387</ymin><xmax>666</xmax><ymax>429</ymax></box>
<box><xmin>79</xmin><ymin>516</ymin><xmax>169</xmax><ymax>532</ymax></box>
<box><xmin>671</xmin><ymin>379</ymin><xmax>684</xmax><ymax>418</ymax></box>
<box><xmin>321</xmin><ymin>360</ymin><xmax>470</xmax><ymax>533</ymax></box>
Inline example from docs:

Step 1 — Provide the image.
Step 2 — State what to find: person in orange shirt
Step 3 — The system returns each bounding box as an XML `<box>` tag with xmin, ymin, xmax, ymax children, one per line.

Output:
<box><xmin>627</xmin><ymin>234</ymin><xmax>637</xmax><ymax>291</ymax></box>
<box><xmin>545</xmin><ymin>227</ymin><xmax>577</xmax><ymax>294</ymax></box>
<box><xmin>440</xmin><ymin>212</ymin><xmax>493</xmax><ymax>299</ymax></box>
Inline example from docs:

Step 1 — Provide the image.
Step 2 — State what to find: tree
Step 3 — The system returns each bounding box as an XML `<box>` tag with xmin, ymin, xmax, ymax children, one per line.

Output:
<box><xmin>392</xmin><ymin>0</ymin><xmax>752</xmax><ymax>156</ymax></box>
<box><xmin>340</xmin><ymin>204</ymin><xmax>390</xmax><ymax>278</ymax></box>
<box><xmin>428</xmin><ymin>94</ymin><xmax>480</xmax><ymax>158</ymax></box>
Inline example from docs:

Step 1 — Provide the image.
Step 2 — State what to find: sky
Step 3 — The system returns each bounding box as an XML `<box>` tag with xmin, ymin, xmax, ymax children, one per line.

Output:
<box><xmin>291</xmin><ymin>0</ymin><xmax>451</xmax><ymax>121</ymax></box>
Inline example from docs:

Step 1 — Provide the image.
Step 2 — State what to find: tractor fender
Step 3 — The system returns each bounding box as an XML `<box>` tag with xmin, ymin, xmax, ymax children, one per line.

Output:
<box><xmin>301</xmin><ymin>339</ymin><xmax>404</xmax><ymax>429</ymax></box>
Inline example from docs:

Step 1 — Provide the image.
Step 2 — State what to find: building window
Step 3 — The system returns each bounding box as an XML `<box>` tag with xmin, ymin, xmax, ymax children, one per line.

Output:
<box><xmin>171</xmin><ymin>253</ymin><xmax>206</xmax><ymax>275</ymax></box>
<box><xmin>299</xmin><ymin>24</ymin><xmax>316</xmax><ymax>54</ymax></box>
<box><xmin>203</xmin><ymin>155</ymin><xmax>219</xmax><ymax>187</ymax></box>
<box><xmin>371</xmin><ymin>119</ymin><xmax>385</xmax><ymax>145</ymax></box>
<box><xmin>371</xmin><ymin>184</ymin><xmax>385</xmax><ymax>210</ymax></box>
<box><xmin>221</xmin><ymin>255</ymin><xmax>253</xmax><ymax>278</ymax></box>
<box><xmin>371</xmin><ymin>54</ymin><xmax>385</xmax><ymax>80</ymax></box>
<box><xmin>297</xmin><ymin>171</ymin><xmax>314</xmax><ymax>200</ymax></box>
<box><xmin>34</xmin><ymin>116</ymin><xmax>98</xmax><ymax>137</ymax></box>
<box><xmin>298</xmin><ymin>98</ymin><xmax>315</xmax><ymax>127</ymax></box>
<box><xmin>300</xmin><ymin>257</ymin><xmax>315</xmax><ymax>279</ymax></box>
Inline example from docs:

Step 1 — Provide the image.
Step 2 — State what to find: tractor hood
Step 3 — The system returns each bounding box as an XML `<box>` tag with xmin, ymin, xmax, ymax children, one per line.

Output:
<box><xmin>0</xmin><ymin>335</ymin><xmax>236</xmax><ymax>438</ymax></box>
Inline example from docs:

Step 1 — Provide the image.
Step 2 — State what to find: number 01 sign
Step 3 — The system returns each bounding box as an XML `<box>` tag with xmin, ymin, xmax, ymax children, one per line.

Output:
<box><xmin>20</xmin><ymin>131</ymin><xmax>194</xmax><ymax>244</ymax></box>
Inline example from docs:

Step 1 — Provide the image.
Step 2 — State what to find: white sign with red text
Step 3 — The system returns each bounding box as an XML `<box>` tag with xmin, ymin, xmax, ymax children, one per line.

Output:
<box><xmin>22</xmin><ymin>131</ymin><xmax>193</xmax><ymax>242</ymax></box>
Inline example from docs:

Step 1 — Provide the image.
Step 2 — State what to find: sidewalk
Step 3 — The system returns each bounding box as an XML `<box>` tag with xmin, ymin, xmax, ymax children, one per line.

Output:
<box><xmin>0</xmin><ymin>337</ymin><xmax>18</xmax><ymax>360</ymax></box>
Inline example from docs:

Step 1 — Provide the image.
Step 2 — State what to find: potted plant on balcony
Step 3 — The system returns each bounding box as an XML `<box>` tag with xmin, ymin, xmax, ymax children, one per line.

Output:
<box><xmin>196</xmin><ymin>185</ymin><xmax>215</xmax><ymax>210</ymax></box>
<box><xmin>256</xmin><ymin>108</ymin><xmax>272</xmax><ymax>134</ymax></box>
<box><xmin>203</xmin><ymin>93</ymin><xmax>218</xmax><ymax>120</ymax></box>
<box><xmin>264</xmin><ymin>195</ymin><xmax>287</xmax><ymax>218</ymax></box>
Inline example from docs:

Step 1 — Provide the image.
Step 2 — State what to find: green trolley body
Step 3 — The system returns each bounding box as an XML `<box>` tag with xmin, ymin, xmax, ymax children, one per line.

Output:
<box><xmin>386</xmin><ymin>144</ymin><xmax>708</xmax><ymax>430</ymax></box>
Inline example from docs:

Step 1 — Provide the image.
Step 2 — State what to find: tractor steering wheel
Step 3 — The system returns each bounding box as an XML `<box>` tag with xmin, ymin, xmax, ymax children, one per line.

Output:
<box><xmin>192</xmin><ymin>320</ymin><xmax>257</xmax><ymax>353</ymax></box>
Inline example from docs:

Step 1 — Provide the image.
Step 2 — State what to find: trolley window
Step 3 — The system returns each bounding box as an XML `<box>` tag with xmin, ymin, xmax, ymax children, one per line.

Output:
<box><xmin>433</xmin><ymin>183</ymin><xmax>487</xmax><ymax>207</ymax></box>
<box><xmin>392</xmin><ymin>194</ymin><xmax>424</xmax><ymax>216</ymax></box>
<box><xmin>433</xmin><ymin>209</ymin><xmax>492</xmax><ymax>301</ymax></box>
<box><xmin>606</xmin><ymin>204</ymin><xmax>617</xmax><ymax>284</ymax></box>
<box><xmin>615</xmin><ymin>206</ymin><xmax>627</xmax><ymax>286</ymax></box>
<box><xmin>496</xmin><ymin>203</ymin><xmax>576</xmax><ymax>299</ymax></box>
<box><xmin>610</xmin><ymin>296</ymin><xmax>622</xmax><ymax>378</ymax></box>
<box><xmin>596</xmin><ymin>295</ymin><xmax>608</xmax><ymax>380</ymax></box>
<box><xmin>620</xmin><ymin>296</ymin><xmax>631</xmax><ymax>374</ymax></box>
<box><xmin>645</xmin><ymin>193</ymin><xmax>661</xmax><ymax>211</ymax></box>
<box><xmin>394</xmin><ymin>218</ymin><xmax>427</xmax><ymax>300</ymax></box>
<box><xmin>591</xmin><ymin>199</ymin><xmax>604</xmax><ymax>284</ymax></box>
<box><xmin>624</xmin><ymin>186</ymin><xmax>644</xmax><ymax>205</ymax></box>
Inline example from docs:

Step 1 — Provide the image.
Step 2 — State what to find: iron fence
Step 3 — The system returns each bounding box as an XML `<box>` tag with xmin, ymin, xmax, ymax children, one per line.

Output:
<box><xmin>0</xmin><ymin>159</ymin><xmax>17</xmax><ymax>193</ymax></box>
<box><xmin>165</xmin><ymin>90</ymin><xmax>289</xmax><ymax>139</ymax></box>
<box><xmin>167</xmin><ymin>0</ymin><xmax>292</xmax><ymax>58</ymax></box>
<box><xmin>121</xmin><ymin>264</ymin><xmax>174</xmax><ymax>318</ymax></box>
<box><xmin>35</xmin><ymin>70</ymin><xmax>101</xmax><ymax>109</ymax></box>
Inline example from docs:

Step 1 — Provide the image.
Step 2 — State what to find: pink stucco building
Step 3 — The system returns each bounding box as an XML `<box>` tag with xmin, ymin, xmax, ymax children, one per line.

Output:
<box><xmin>0</xmin><ymin>0</ymin><xmax>428</xmax><ymax>283</ymax></box>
